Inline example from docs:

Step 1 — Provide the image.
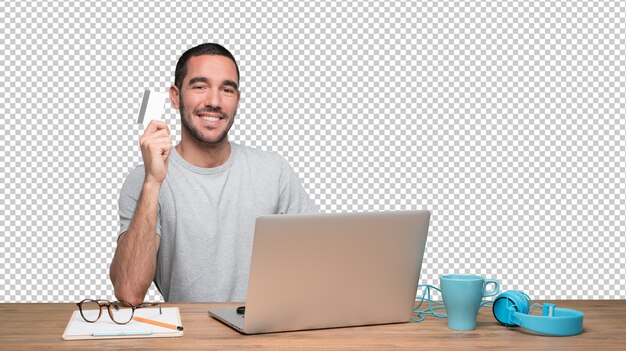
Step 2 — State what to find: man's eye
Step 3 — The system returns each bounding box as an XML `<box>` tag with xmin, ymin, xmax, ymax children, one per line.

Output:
<box><xmin>193</xmin><ymin>86</ymin><xmax>206</xmax><ymax>90</ymax></box>
<box><xmin>222</xmin><ymin>88</ymin><xmax>236</xmax><ymax>94</ymax></box>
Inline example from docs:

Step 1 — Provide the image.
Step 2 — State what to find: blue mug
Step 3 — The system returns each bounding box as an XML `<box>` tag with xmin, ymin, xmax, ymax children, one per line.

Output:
<box><xmin>440</xmin><ymin>274</ymin><xmax>500</xmax><ymax>330</ymax></box>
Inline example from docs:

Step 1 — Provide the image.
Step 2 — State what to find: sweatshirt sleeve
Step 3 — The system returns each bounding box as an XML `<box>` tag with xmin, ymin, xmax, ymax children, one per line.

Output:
<box><xmin>276</xmin><ymin>155</ymin><xmax>320</xmax><ymax>214</ymax></box>
<box><xmin>118</xmin><ymin>166</ymin><xmax>162</xmax><ymax>239</ymax></box>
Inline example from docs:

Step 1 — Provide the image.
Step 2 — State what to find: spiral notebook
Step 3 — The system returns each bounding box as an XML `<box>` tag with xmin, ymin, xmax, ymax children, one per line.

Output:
<box><xmin>62</xmin><ymin>307</ymin><xmax>183</xmax><ymax>340</ymax></box>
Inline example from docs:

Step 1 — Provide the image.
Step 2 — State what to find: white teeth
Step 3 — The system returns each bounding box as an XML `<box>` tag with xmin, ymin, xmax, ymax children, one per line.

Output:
<box><xmin>201</xmin><ymin>116</ymin><xmax>220</xmax><ymax>122</ymax></box>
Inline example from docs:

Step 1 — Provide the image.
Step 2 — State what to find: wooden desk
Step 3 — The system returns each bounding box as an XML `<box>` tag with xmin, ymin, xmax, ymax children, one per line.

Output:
<box><xmin>0</xmin><ymin>301</ymin><xmax>624</xmax><ymax>350</ymax></box>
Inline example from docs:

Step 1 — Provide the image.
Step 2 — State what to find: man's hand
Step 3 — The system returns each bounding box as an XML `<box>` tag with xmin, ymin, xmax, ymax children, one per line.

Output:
<box><xmin>140</xmin><ymin>120</ymin><xmax>172</xmax><ymax>184</ymax></box>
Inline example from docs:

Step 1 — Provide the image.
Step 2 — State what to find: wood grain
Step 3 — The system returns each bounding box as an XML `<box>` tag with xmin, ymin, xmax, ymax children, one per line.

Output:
<box><xmin>0</xmin><ymin>301</ymin><xmax>624</xmax><ymax>350</ymax></box>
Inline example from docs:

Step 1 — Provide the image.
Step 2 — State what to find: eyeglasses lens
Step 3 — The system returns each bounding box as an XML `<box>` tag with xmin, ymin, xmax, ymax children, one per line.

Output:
<box><xmin>109</xmin><ymin>301</ymin><xmax>134</xmax><ymax>324</ymax></box>
<box><xmin>79</xmin><ymin>300</ymin><xmax>102</xmax><ymax>322</ymax></box>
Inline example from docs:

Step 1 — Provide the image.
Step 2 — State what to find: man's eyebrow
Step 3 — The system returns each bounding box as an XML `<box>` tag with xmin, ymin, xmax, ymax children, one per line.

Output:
<box><xmin>187</xmin><ymin>77</ymin><xmax>239</xmax><ymax>90</ymax></box>
<box><xmin>222</xmin><ymin>80</ymin><xmax>239</xmax><ymax>90</ymax></box>
<box><xmin>187</xmin><ymin>76</ymin><xmax>209</xmax><ymax>85</ymax></box>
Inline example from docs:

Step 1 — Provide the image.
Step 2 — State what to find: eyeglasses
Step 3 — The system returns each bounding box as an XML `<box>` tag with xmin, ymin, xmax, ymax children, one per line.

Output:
<box><xmin>76</xmin><ymin>299</ymin><xmax>161</xmax><ymax>325</ymax></box>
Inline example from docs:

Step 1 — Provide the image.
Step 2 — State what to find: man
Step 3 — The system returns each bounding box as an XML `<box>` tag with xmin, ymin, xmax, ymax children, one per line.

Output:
<box><xmin>110</xmin><ymin>43</ymin><xmax>318</xmax><ymax>305</ymax></box>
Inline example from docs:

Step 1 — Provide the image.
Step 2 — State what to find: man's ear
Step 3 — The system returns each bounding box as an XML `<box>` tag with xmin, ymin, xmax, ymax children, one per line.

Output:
<box><xmin>169</xmin><ymin>85</ymin><xmax>180</xmax><ymax>109</ymax></box>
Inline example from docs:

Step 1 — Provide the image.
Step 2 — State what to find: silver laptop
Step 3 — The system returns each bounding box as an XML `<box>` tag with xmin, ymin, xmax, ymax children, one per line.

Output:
<box><xmin>208</xmin><ymin>210</ymin><xmax>430</xmax><ymax>334</ymax></box>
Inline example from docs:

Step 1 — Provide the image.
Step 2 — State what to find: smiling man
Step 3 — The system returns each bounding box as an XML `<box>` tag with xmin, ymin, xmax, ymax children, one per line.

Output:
<box><xmin>110</xmin><ymin>43</ymin><xmax>318</xmax><ymax>305</ymax></box>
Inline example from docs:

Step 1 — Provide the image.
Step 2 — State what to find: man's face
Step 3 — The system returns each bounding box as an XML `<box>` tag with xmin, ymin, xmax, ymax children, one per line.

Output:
<box><xmin>171</xmin><ymin>55</ymin><xmax>240</xmax><ymax>145</ymax></box>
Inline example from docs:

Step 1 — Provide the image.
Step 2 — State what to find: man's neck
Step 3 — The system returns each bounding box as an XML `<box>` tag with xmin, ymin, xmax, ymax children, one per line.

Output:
<box><xmin>175</xmin><ymin>137</ymin><xmax>232</xmax><ymax>168</ymax></box>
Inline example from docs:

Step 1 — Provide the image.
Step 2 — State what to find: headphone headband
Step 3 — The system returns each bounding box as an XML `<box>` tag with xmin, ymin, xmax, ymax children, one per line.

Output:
<box><xmin>492</xmin><ymin>291</ymin><xmax>584</xmax><ymax>336</ymax></box>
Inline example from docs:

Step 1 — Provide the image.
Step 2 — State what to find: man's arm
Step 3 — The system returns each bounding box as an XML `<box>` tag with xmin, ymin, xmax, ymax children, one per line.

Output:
<box><xmin>110</xmin><ymin>120</ymin><xmax>172</xmax><ymax>306</ymax></box>
<box><xmin>110</xmin><ymin>182</ymin><xmax>161</xmax><ymax>306</ymax></box>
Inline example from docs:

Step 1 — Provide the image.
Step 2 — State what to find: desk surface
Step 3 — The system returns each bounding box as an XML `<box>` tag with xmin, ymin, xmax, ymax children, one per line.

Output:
<box><xmin>0</xmin><ymin>301</ymin><xmax>624</xmax><ymax>350</ymax></box>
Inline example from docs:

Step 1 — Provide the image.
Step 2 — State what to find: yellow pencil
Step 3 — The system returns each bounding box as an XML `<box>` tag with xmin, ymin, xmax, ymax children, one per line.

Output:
<box><xmin>133</xmin><ymin>316</ymin><xmax>184</xmax><ymax>331</ymax></box>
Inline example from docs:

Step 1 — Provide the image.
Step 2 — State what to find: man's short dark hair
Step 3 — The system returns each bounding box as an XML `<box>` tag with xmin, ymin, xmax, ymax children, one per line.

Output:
<box><xmin>174</xmin><ymin>43</ymin><xmax>240</xmax><ymax>90</ymax></box>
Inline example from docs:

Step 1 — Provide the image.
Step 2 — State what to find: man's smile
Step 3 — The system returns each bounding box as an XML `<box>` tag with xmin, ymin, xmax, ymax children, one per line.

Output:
<box><xmin>200</xmin><ymin>115</ymin><xmax>222</xmax><ymax>122</ymax></box>
<box><xmin>196</xmin><ymin>111</ymin><xmax>227</xmax><ymax>125</ymax></box>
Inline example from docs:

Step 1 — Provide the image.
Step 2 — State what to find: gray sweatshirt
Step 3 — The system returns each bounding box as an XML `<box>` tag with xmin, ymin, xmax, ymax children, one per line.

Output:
<box><xmin>118</xmin><ymin>142</ymin><xmax>319</xmax><ymax>302</ymax></box>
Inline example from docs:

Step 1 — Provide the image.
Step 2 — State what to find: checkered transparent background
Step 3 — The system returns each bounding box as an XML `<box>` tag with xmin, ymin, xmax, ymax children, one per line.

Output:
<box><xmin>1</xmin><ymin>1</ymin><xmax>624</xmax><ymax>302</ymax></box>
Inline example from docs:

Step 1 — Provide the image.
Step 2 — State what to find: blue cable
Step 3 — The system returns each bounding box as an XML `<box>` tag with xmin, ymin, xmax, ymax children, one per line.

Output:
<box><xmin>412</xmin><ymin>284</ymin><xmax>494</xmax><ymax>323</ymax></box>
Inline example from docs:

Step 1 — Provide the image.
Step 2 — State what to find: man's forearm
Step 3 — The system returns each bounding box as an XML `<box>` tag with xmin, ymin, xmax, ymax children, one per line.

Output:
<box><xmin>110</xmin><ymin>182</ymin><xmax>161</xmax><ymax>306</ymax></box>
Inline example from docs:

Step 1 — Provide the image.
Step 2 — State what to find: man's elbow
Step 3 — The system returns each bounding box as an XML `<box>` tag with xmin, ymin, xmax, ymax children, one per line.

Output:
<box><xmin>112</xmin><ymin>285</ymin><xmax>147</xmax><ymax>306</ymax></box>
<box><xmin>110</xmin><ymin>273</ymin><xmax>146</xmax><ymax>306</ymax></box>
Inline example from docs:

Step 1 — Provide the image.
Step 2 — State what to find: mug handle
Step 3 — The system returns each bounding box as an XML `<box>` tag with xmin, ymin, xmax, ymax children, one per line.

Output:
<box><xmin>483</xmin><ymin>279</ymin><xmax>500</xmax><ymax>297</ymax></box>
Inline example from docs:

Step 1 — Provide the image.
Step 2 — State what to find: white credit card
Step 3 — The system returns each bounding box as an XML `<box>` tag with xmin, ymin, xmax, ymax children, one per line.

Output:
<box><xmin>137</xmin><ymin>90</ymin><xmax>167</xmax><ymax>127</ymax></box>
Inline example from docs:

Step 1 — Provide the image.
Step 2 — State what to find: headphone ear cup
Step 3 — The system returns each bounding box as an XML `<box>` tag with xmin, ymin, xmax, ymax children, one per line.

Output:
<box><xmin>492</xmin><ymin>290</ymin><xmax>531</xmax><ymax>326</ymax></box>
<box><xmin>511</xmin><ymin>290</ymin><xmax>530</xmax><ymax>314</ymax></box>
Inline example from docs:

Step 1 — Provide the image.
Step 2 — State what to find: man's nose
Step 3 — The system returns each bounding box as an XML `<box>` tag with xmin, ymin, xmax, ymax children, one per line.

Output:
<box><xmin>204</xmin><ymin>88</ymin><xmax>221</xmax><ymax>108</ymax></box>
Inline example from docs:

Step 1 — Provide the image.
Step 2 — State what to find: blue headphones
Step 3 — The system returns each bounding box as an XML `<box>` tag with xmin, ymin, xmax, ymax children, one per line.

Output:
<box><xmin>491</xmin><ymin>290</ymin><xmax>584</xmax><ymax>336</ymax></box>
